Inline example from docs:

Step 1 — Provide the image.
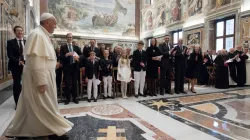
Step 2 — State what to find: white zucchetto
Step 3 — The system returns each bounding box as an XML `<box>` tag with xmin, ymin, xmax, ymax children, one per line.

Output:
<box><xmin>40</xmin><ymin>13</ymin><xmax>55</xmax><ymax>21</ymax></box>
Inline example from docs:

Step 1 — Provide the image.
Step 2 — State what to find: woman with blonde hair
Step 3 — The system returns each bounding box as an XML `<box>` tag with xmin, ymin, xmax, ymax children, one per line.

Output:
<box><xmin>186</xmin><ymin>45</ymin><xmax>203</xmax><ymax>93</ymax></box>
<box><xmin>117</xmin><ymin>49</ymin><xmax>131</xmax><ymax>98</ymax></box>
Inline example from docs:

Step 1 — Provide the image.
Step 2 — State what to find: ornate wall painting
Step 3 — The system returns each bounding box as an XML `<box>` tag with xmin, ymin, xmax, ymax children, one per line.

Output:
<box><xmin>187</xmin><ymin>31</ymin><xmax>201</xmax><ymax>45</ymax></box>
<box><xmin>145</xmin><ymin>11</ymin><xmax>154</xmax><ymax>31</ymax></box>
<box><xmin>155</xmin><ymin>4</ymin><xmax>166</xmax><ymax>27</ymax></box>
<box><xmin>169</xmin><ymin>0</ymin><xmax>181</xmax><ymax>23</ymax></box>
<box><xmin>216</xmin><ymin>0</ymin><xmax>231</xmax><ymax>8</ymax></box>
<box><xmin>188</xmin><ymin>0</ymin><xmax>202</xmax><ymax>17</ymax></box>
<box><xmin>48</xmin><ymin>0</ymin><xmax>136</xmax><ymax>37</ymax></box>
<box><xmin>240</xmin><ymin>15</ymin><xmax>250</xmax><ymax>46</ymax></box>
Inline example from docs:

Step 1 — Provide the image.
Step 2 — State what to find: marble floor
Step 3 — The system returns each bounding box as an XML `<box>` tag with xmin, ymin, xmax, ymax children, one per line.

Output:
<box><xmin>0</xmin><ymin>85</ymin><xmax>250</xmax><ymax>140</ymax></box>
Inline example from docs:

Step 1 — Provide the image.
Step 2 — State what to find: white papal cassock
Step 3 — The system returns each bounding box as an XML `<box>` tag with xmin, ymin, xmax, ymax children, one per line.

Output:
<box><xmin>6</xmin><ymin>25</ymin><xmax>73</xmax><ymax>137</ymax></box>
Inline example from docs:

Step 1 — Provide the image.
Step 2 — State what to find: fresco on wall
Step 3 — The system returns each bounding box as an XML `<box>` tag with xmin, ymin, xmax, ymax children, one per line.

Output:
<box><xmin>240</xmin><ymin>16</ymin><xmax>250</xmax><ymax>45</ymax></box>
<box><xmin>155</xmin><ymin>4</ymin><xmax>166</xmax><ymax>27</ymax></box>
<box><xmin>216</xmin><ymin>0</ymin><xmax>231</xmax><ymax>8</ymax></box>
<box><xmin>187</xmin><ymin>32</ymin><xmax>201</xmax><ymax>45</ymax></box>
<box><xmin>48</xmin><ymin>0</ymin><xmax>135</xmax><ymax>37</ymax></box>
<box><xmin>170</xmin><ymin>0</ymin><xmax>181</xmax><ymax>23</ymax></box>
<box><xmin>188</xmin><ymin>0</ymin><xmax>202</xmax><ymax>16</ymax></box>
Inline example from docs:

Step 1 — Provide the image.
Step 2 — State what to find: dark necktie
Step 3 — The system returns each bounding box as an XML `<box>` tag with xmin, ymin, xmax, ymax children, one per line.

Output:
<box><xmin>68</xmin><ymin>44</ymin><xmax>73</xmax><ymax>65</ymax></box>
<box><xmin>19</xmin><ymin>40</ymin><xmax>23</xmax><ymax>60</ymax></box>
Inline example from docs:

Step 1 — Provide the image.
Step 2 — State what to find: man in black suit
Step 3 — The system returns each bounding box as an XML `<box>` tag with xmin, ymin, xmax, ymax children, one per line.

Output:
<box><xmin>159</xmin><ymin>35</ymin><xmax>175</xmax><ymax>95</ymax></box>
<box><xmin>173</xmin><ymin>39</ymin><xmax>188</xmax><ymax>94</ymax></box>
<box><xmin>7</xmin><ymin>26</ymin><xmax>25</xmax><ymax>107</ymax></box>
<box><xmin>133</xmin><ymin>41</ymin><xmax>147</xmax><ymax>98</ymax></box>
<box><xmin>204</xmin><ymin>50</ymin><xmax>214</xmax><ymax>66</ymax></box>
<box><xmin>60</xmin><ymin>33</ymin><xmax>83</xmax><ymax>105</ymax></box>
<box><xmin>85</xmin><ymin>39</ymin><xmax>100</xmax><ymax>58</ymax></box>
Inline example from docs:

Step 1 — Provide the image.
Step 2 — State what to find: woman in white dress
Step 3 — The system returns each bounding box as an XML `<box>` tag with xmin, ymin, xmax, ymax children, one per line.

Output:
<box><xmin>117</xmin><ymin>49</ymin><xmax>131</xmax><ymax>98</ymax></box>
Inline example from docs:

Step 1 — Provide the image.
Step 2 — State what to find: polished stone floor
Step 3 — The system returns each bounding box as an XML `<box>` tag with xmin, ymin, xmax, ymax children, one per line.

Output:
<box><xmin>0</xmin><ymin>85</ymin><xmax>250</xmax><ymax>140</ymax></box>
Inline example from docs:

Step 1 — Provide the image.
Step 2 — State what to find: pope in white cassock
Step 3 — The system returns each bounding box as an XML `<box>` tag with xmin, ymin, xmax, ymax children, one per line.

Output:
<box><xmin>6</xmin><ymin>13</ymin><xmax>73</xmax><ymax>139</ymax></box>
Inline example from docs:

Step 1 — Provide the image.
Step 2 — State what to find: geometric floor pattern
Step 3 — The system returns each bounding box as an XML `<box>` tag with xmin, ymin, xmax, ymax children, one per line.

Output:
<box><xmin>0</xmin><ymin>86</ymin><xmax>250</xmax><ymax>140</ymax></box>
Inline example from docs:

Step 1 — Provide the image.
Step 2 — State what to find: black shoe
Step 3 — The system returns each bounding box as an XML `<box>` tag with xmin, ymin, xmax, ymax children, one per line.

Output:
<box><xmin>160</xmin><ymin>92</ymin><xmax>164</xmax><ymax>95</ymax></box>
<box><xmin>135</xmin><ymin>95</ymin><xmax>138</xmax><ymax>98</ymax></box>
<box><xmin>94</xmin><ymin>99</ymin><xmax>97</xmax><ymax>102</ymax></box>
<box><xmin>64</xmin><ymin>100</ymin><xmax>70</xmax><ymax>105</ymax></box>
<box><xmin>140</xmin><ymin>93</ymin><xmax>146</xmax><ymax>97</ymax></box>
<box><xmin>48</xmin><ymin>134</ymin><xmax>69</xmax><ymax>140</ymax></box>
<box><xmin>175</xmin><ymin>91</ymin><xmax>180</xmax><ymax>94</ymax></box>
<box><xmin>190</xmin><ymin>89</ymin><xmax>196</xmax><ymax>93</ymax></box>
<box><xmin>73</xmin><ymin>99</ymin><xmax>79</xmax><ymax>104</ymax></box>
<box><xmin>15</xmin><ymin>137</ymin><xmax>30</xmax><ymax>140</ymax></box>
<box><xmin>108</xmin><ymin>96</ymin><xmax>115</xmax><ymax>99</ymax></box>
<box><xmin>87</xmin><ymin>99</ymin><xmax>91</xmax><ymax>102</ymax></box>
<box><xmin>167</xmin><ymin>91</ymin><xmax>173</xmax><ymax>95</ymax></box>
<box><xmin>180</xmin><ymin>91</ymin><xmax>187</xmax><ymax>94</ymax></box>
<box><xmin>153</xmin><ymin>93</ymin><xmax>157</xmax><ymax>96</ymax></box>
<box><xmin>103</xmin><ymin>96</ymin><xmax>106</xmax><ymax>100</ymax></box>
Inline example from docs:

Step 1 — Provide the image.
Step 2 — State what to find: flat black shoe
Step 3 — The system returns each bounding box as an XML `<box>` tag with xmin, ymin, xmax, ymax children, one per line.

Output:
<box><xmin>64</xmin><ymin>100</ymin><xmax>70</xmax><ymax>105</ymax></box>
<box><xmin>167</xmin><ymin>92</ymin><xmax>173</xmax><ymax>95</ymax></box>
<box><xmin>48</xmin><ymin>134</ymin><xmax>69</xmax><ymax>140</ymax></box>
<box><xmin>160</xmin><ymin>93</ymin><xmax>164</xmax><ymax>95</ymax></box>
<box><xmin>94</xmin><ymin>99</ymin><xmax>97</xmax><ymax>102</ymax></box>
<box><xmin>108</xmin><ymin>96</ymin><xmax>115</xmax><ymax>99</ymax></box>
<box><xmin>135</xmin><ymin>95</ymin><xmax>138</xmax><ymax>98</ymax></box>
<box><xmin>191</xmin><ymin>89</ymin><xmax>196</xmax><ymax>93</ymax></box>
<box><xmin>153</xmin><ymin>93</ymin><xmax>157</xmax><ymax>96</ymax></box>
<box><xmin>103</xmin><ymin>96</ymin><xmax>106</xmax><ymax>100</ymax></box>
<box><xmin>175</xmin><ymin>91</ymin><xmax>180</xmax><ymax>94</ymax></box>
<box><xmin>73</xmin><ymin>99</ymin><xmax>79</xmax><ymax>104</ymax></box>
<box><xmin>180</xmin><ymin>91</ymin><xmax>187</xmax><ymax>94</ymax></box>
<box><xmin>87</xmin><ymin>99</ymin><xmax>91</xmax><ymax>102</ymax></box>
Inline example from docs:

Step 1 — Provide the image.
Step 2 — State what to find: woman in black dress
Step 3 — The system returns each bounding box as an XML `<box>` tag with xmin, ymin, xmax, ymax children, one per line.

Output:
<box><xmin>186</xmin><ymin>45</ymin><xmax>203</xmax><ymax>93</ymax></box>
<box><xmin>146</xmin><ymin>38</ymin><xmax>161</xmax><ymax>96</ymax></box>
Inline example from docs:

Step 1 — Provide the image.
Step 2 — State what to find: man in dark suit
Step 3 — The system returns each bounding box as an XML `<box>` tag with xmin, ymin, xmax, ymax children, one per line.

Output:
<box><xmin>204</xmin><ymin>50</ymin><xmax>214</xmax><ymax>66</ymax></box>
<box><xmin>85</xmin><ymin>39</ymin><xmax>100</xmax><ymax>58</ymax></box>
<box><xmin>7</xmin><ymin>26</ymin><xmax>25</xmax><ymax>107</ymax></box>
<box><xmin>159</xmin><ymin>35</ymin><xmax>175</xmax><ymax>95</ymax></box>
<box><xmin>133</xmin><ymin>41</ymin><xmax>147</xmax><ymax>98</ymax></box>
<box><xmin>60</xmin><ymin>33</ymin><xmax>83</xmax><ymax>105</ymax></box>
<box><xmin>173</xmin><ymin>39</ymin><xmax>188</xmax><ymax>94</ymax></box>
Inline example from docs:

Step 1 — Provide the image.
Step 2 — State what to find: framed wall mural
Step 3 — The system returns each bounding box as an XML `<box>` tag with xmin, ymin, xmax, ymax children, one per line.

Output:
<box><xmin>169</xmin><ymin>0</ymin><xmax>181</xmax><ymax>23</ymax></box>
<box><xmin>48</xmin><ymin>0</ymin><xmax>136</xmax><ymax>37</ymax></box>
<box><xmin>187</xmin><ymin>31</ymin><xmax>201</xmax><ymax>45</ymax></box>
<box><xmin>216</xmin><ymin>0</ymin><xmax>231</xmax><ymax>8</ymax></box>
<box><xmin>155</xmin><ymin>4</ymin><xmax>166</xmax><ymax>27</ymax></box>
<box><xmin>188</xmin><ymin>0</ymin><xmax>202</xmax><ymax>17</ymax></box>
<box><xmin>240</xmin><ymin>15</ymin><xmax>250</xmax><ymax>47</ymax></box>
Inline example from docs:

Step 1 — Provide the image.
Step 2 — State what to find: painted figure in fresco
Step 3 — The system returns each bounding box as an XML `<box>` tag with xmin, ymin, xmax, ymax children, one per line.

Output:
<box><xmin>188</xmin><ymin>0</ymin><xmax>202</xmax><ymax>16</ymax></box>
<box><xmin>171</xmin><ymin>0</ymin><xmax>181</xmax><ymax>22</ymax></box>
<box><xmin>216</xmin><ymin>0</ymin><xmax>230</xmax><ymax>8</ymax></box>
<box><xmin>92</xmin><ymin>0</ymin><xmax>127</xmax><ymax>27</ymax></box>
<box><xmin>147</xmin><ymin>11</ymin><xmax>153</xmax><ymax>30</ymax></box>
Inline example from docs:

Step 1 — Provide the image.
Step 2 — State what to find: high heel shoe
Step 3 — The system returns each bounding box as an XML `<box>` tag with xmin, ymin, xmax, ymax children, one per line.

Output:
<box><xmin>191</xmin><ymin>89</ymin><xmax>196</xmax><ymax>93</ymax></box>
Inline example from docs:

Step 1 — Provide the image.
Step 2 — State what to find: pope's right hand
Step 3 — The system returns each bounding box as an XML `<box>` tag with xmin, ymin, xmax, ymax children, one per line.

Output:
<box><xmin>66</xmin><ymin>52</ymin><xmax>74</xmax><ymax>57</ymax></box>
<box><xmin>38</xmin><ymin>85</ymin><xmax>46</xmax><ymax>93</ymax></box>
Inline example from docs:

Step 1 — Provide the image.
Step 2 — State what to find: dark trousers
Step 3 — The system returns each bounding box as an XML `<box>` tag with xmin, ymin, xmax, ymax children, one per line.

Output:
<box><xmin>160</xmin><ymin>65</ymin><xmax>172</xmax><ymax>93</ymax></box>
<box><xmin>56</xmin><ymin>68</ymin><xmax>62</xmax><ymax>94</ymax></box>
<box><xmin>174</xmin><ymin>61</ymin><xmax>185</xmax><ymax>92</ymax></box>
<box><xmin>11</xmin><ymin>66</ymin><xmax>23</xmax><ymax>106</ymax></box>
<box><xmin>64</xmin><ymin>64</ymin><xmax>78</xmax><ymax>101</ymax></box>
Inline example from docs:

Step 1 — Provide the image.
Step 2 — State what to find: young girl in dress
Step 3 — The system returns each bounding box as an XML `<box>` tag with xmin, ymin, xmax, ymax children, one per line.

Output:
<box><xmin>117</xmin><ymin>49</ymin><xmax>131</xmax><ymax>98</ymax></box>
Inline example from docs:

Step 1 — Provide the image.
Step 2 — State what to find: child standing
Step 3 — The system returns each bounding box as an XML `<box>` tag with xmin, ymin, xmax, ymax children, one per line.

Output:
<box><xmin>133</xmin><ymin>41</ymin><xmax>147</xmax><ymax>98</ymax></box>
<box><xmin>100</xmin><ymin>50</ymin><xmax>114</xmax><ymax>99</ymax></box>
<box><xmin>85</xmin><ymin>52</ymin><xmax>100</xmax><ymax>102</ymax></box>
<box><xmin>117</xmin><ymin>49</ymin><xmax>131</xmax><ymax>98</ymax></box>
